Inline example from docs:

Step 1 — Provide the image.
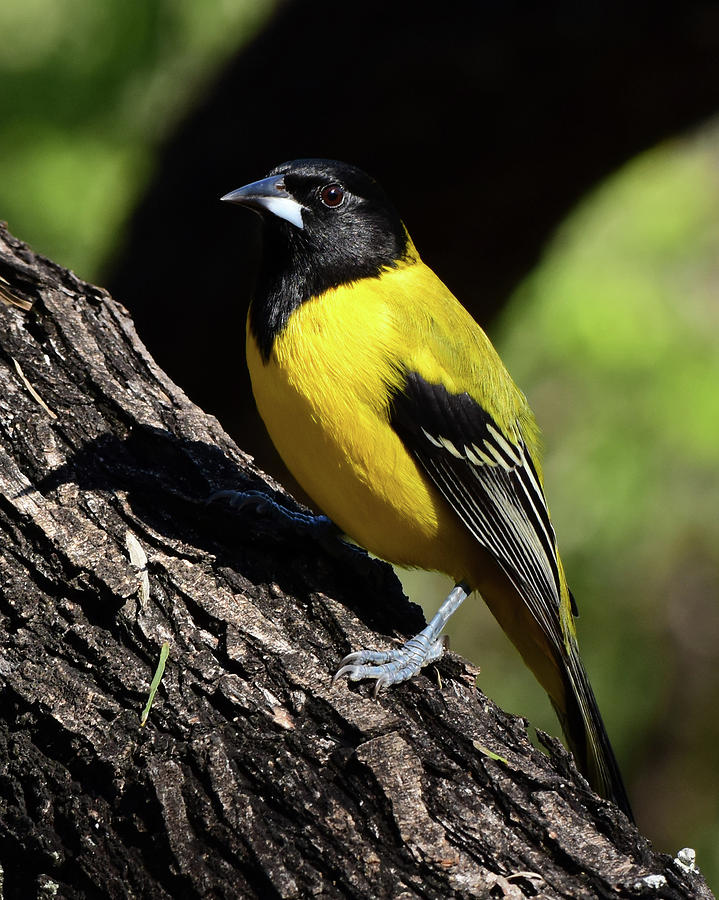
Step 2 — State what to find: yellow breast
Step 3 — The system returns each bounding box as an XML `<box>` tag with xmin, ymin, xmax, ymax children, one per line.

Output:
<box><xmin>245</xmin><ymin>271</ymin><xmax>474</xmax><ymax>579</ymax></box>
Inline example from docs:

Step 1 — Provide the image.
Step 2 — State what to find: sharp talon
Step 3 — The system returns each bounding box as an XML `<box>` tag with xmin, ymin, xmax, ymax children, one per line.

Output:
<box><xmin>338</xmin><ymin>651</ymin><xmax>365</xmax><ymax>668</ymax></box>
<box><xmin>372</xmin><ymin>675</ymin><xmax>390</xmax><ymax>698</ymax></box>
<box><xmin>331</xmin><ymin>587</ymin><xmax>468</xmax><ymax>693</ymax></box>
<box><xmin>332</xmin><ymin>664</ymin><xmax>355</xmax><ymax>683</ymax></box>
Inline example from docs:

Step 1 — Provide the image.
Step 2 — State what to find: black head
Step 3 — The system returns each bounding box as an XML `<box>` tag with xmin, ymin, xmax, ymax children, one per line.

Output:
<box><xmin>222</xmin><ymin>159</ymin><xmax>413</xmax><ymax>358</ymax></box>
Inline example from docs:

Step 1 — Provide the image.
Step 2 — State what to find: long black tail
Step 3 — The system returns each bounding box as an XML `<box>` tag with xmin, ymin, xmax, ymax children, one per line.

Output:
<box><xmin>553</xmin><ymin>643</ymin><xmax>634</xmax><ymax>822</ymax></box>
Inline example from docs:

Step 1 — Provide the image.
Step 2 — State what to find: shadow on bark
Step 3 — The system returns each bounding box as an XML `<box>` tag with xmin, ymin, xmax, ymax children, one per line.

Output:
<box><xmin>0</xmin><ymin>226</ymin><xmax>712</xmax><ymax>898</ymax></box>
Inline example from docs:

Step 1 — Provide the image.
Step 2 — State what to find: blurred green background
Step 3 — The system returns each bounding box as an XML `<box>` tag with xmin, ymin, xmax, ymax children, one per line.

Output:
<box><xmin>1</xmin><ymin>0</ymin><xmax>717</xmax><ymax>889</ymax></box>
<box><xmin>406</xmin><ymin>131</ymin><xmax>719</xmax><ymax>879</ymax></box>
<box><xmin>0</xmin><ymin>0</ymin><xmax>275</xmax><ymax>279</ymax></box>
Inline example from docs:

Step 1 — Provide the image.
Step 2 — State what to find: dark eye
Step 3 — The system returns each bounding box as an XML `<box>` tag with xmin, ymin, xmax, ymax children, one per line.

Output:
<box><xmin>319</xmin><ymin>183</ymin><xmax>345</xmax><ymax>208</ymax></box>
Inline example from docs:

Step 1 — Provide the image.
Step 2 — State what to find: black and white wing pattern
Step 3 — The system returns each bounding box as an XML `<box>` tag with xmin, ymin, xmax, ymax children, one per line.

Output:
<box><xmin>390</xmin><ymin>371</ymin><xmax>575</xmax><ymax>645</ymax></box>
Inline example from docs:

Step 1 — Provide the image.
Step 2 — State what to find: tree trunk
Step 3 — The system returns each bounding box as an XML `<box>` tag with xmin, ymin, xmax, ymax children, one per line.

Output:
<box><xmin>0</xmin><ymin>224</ymin><xmax>711</xmax><ymax>899</ymax></box>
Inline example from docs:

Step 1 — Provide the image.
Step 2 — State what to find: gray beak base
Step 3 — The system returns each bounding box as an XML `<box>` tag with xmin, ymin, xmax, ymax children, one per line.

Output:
<box><xmin>221</xmin><ymin>174</ymin><xmax>305</xmax><ymax>229</ymax></box>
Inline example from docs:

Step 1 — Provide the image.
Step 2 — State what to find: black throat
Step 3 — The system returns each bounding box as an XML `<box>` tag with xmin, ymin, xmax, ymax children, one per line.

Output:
<box><xmin>249</xmin><ymin>216</ymin><xmax>410</xmax><ymax>362</ymax></box>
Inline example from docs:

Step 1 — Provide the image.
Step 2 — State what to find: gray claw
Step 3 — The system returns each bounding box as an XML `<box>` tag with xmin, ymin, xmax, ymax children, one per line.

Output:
<box><xmin>337</xmin><ymin>650</ymin><xmax>366</xmax><ymax>668</ymax></box>
<box><xmin>372</xmin><ymin>675</ymin><xmax>391</xmax><ymax>698</ymax></box>
<box><xmin>332</xmin><ymin>664</ymin><xmax>359</xmax><ymax>684</ymax></box>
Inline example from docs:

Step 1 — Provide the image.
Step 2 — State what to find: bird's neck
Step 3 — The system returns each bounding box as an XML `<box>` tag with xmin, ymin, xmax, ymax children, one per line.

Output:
<box><xmin>249</xmin><ymin>226</ymin><xmax>419</xmax><ymax>363</ymax></box>
<box><xmin>248</xmin><ymin>229</ymin><xmax>304</xmax><ymax>362</ymax></box>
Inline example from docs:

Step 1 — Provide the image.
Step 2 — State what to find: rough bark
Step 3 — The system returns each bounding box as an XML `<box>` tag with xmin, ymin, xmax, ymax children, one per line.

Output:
<box><xmin>0</xmin><ymin>225</ymin><xmax>711</xmax><ymax>899</ymax></box>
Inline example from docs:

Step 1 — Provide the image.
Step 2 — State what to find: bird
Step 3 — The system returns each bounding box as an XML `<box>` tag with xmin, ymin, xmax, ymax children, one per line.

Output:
<box><xmin>221</xmin><ymin>158</ymin><xmax>634</xmax><ymax>820</ymax></box>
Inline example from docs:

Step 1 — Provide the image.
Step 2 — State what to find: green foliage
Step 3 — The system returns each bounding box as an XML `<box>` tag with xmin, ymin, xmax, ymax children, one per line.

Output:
<box><xmin>0</xmin><ymin>0</ymin><xmax>273</xmax><ymax>278</ymax></box>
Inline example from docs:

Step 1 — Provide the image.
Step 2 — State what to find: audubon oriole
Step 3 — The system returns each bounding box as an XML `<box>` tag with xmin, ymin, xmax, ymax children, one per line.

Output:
<box><xmin>222</xmin><ymin>159</ymin><xmax>633</xmax><ymax>820</ymax></box>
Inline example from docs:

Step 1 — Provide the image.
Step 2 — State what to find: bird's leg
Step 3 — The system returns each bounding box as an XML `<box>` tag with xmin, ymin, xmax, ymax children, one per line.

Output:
<box><xmin>333</xmin><ymin>582</ymin><xmax>470</xmax><ymax>696</ymax></box>
<box><xmin>207</xmin><ymin>489</ymin><xmax>365</xmax><ymax>555</ymax></box>
<box><xmin>208</xmin><ymin>488</ymin><xmax>330</xmax><ymax>528</ymax></box>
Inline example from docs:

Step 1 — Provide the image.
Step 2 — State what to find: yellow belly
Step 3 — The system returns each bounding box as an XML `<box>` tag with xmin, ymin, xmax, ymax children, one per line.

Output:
<box><xmin>246</xmin><ymin>283</ymin><xmax>474</xmax><ymax>581</ymax></box>
<box><xmin>246</xmin><ymin>278</ymin><xmax>570</xmax><ymax>711</ymax></box>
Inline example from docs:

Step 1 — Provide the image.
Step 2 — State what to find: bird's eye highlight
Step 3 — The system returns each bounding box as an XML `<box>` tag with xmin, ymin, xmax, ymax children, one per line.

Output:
<box><xmin>319</xmin><ymin>183</ymin><xmax>345</xmax><ymax>208</ymax></box>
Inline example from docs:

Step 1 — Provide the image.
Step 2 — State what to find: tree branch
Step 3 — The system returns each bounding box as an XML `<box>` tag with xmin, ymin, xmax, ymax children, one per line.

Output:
<box><xmin>0</xmin><ymin>224</ymin><xmax>711</xmax><ymax>898</ymax></box>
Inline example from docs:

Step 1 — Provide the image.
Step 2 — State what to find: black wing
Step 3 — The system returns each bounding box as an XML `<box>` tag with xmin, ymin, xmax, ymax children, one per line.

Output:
<box><xmin>390</xmin><ymin>371</ymin><xmax>574</xmax><ymax>645</ymax></box>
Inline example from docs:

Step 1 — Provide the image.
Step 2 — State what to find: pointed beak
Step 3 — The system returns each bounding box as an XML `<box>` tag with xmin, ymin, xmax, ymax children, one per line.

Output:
<box><xmin>221</xmin><ymin>174</ymin><xmax>305</xmax><ymax>229</ymax></box>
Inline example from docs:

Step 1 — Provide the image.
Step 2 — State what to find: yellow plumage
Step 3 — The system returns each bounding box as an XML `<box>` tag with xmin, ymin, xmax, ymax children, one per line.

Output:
<box><xmin>225</xmin><ymin>157</ymin><xmax>633</xmax><ymax>820</ymax></box>
<box><xmin>247</xmin><ymin>252</ymin><xmax>476</xmax><ymax>575</ymax></box>
<box><xmin>247</xmin><ymin>251</ymin><xmax>571</xmax><ymax>710</ymax></box>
